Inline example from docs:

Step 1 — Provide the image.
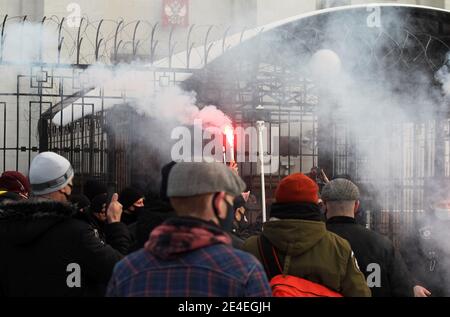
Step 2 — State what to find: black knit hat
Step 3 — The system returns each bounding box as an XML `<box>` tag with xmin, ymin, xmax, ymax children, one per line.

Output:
<box><xmin>84</xmin><ymin>179</ymin><xmax>107</xmax><ymax>201</ymax></box>
<box><xmin>119</xmin><ymin>187</ymin><xmax>144</xmax><ymax>210</ymax></box>
<box><xmin>90</xmin><ymin>193</ymin><xmax>108</xmax><ymax>214</ymax></box>
<box><xmin>69</xmin><ymin>194</ymin><xmax>90</xmax><ymax>211</ymax></box>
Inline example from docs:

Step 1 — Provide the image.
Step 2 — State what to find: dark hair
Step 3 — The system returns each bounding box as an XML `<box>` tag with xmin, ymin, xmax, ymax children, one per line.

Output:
<box><xmin>83</xmin><ymin>179</ymin><xmax>107</xmax><ymax>201</ymax></box>
<box><xmin>69</xmin><ymin>194</ymin><xmax>90</xmax><ymax>211</ymax></box>
<box><xmin>119</xmin><ymin>187</ymin><xmax>144</xmax><ymax>210</ymax></box>
<box><xmin>90</xmin><ymin>193</ymin><xmax>108</xmax><ymax>214</ymax></box>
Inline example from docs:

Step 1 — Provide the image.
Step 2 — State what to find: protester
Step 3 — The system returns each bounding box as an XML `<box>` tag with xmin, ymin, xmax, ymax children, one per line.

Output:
<box><xmin>232</xmin><ymin>195</ymin><xmax>261</xmax><ymax>240</ymax></box>
<box><xmin>75</xmin><ymin>193</ymin><xmax>109</xmax><ymax>243</ymax></box>
<box><xmin>233</xmin><ymin>195</ymin><xmax>249</xmax><ymax>236</ymax></box>
<box><xmin>0</xmin><ymin>191</ymin><xmax>22</xmax><ymax>204</ymax></box>
<box><xmin>125</xmin><ymin>162</ymin><xmax>178</xmax><ymax>252</ymax></box>
<box><xmin>83</xmin><ymin>179</ymin><xmax>107</xmax><ymax>202</ymax></box>
<box><xmin>69</xmin><ymin>194</ymin><xmax>91</xmax><ymax>213</ymax></box>
<box><xmin>106</xmin><ymin>162</ymin><xmax>272</xmax><ymax>297</ymax></box>
<box><xmin>323</xmin><ymin>178</ymin><xmax>413</xmax><ymax>297</ymax></box>
<box><xmin>400</xmin><ymin>180</ymin><xmax>450</xmax><ymax>297</ymax></box>
<box><xmin>119</xmin><ymin>186</ymin><xmax>144</xmax><ymax>225</ymax></box>
<box><xmin>0</xmin><ymin>171</ymin><xmax>31</xmax><ymax>203</ymax></box>
<box><xmin>242</xmin><ymin>173</ymin><xmax>371</xmax><ymax>297</ymax></box>
<box><xmin>0</xmin><ymin>151</ymin><xmax>131</xmax><ymax>296</ymax></box>
<box><xmin>90</xmin><ymin>193</ymin><xmax>109</xmax><ymax>224</ymax></box>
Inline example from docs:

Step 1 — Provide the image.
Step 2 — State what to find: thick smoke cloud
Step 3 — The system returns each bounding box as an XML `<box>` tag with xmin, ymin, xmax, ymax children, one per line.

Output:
<box><xmin>291</xmin><ymin>6</ymin><xmax>450</xmax><ymax>293</ymax></box>
<box><xmin>1</xmin><ymin>20</ymin><xmax>233</xmax><ymax>194</ymax></box>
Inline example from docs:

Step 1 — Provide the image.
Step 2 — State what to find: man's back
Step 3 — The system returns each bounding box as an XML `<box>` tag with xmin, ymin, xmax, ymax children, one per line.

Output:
<box><xmin>107</xmin><ymin>217</ymin><xmax>272</xmax><ymax>297</ymax></box>
<box><xmin>242</xmin><ymin>219</ymin><xmax>371</xmax><ymax>297</ymax></box>
<box><xmin>0</xmin><ymin>200</ymin><xmax>129</xmax><ymax>296</ymax></box>
<box><xmin>326</xmin><ymin>216</ymin><xmax>413</xmax><ymax>297</ymax></box>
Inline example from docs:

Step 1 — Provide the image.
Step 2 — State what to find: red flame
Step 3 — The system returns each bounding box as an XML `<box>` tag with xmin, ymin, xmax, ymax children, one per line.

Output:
<box><xmin>224</xmin><ymin>125</ymin><xmax>234</xmax><ymax>147</ymax></box>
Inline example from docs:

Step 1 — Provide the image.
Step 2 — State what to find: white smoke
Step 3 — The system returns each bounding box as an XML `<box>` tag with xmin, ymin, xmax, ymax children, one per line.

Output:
<box><xmin>299</xmin><ymin>7</ymin><xmax>450</xmax><ymax>293</ymax></box>
<box><xmin>49</xmin><ymin>62</ymin><xmax>231</xmax><ymax>128</ymax></box>
<box><xmin>435</xmin><ymin>52</ymin><xmax>450</xmax><ymax>97</ymax></box>
<box><xmin>2</xmin><ymin>21</ymin><xmax>61</xmax><ymax>63</ymax></box>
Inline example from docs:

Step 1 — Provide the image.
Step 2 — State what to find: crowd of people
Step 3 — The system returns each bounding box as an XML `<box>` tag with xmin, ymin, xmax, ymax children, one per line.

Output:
<box><xmin>0</xmin><ymin>151</ymin><xmax>449</xmax><ymax>297</ymax></box>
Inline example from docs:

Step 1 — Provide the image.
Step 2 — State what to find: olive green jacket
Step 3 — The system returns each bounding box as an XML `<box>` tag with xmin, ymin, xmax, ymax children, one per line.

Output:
<box><xmin>242</xmin><ymin>219</ymin><xmax>371</xmax><ymax>297</ymax></box>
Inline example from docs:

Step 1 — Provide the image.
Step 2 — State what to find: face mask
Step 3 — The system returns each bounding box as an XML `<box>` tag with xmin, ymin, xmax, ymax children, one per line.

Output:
<box><xmin>434</xmin><ymin>208</ymin><xmax>450</xmax><ymax>221</ymax></box>
<box><xmin>121</xmin><ymin>211</ymin><xmax>138</xmax><ymax>224</ymax></box>
<box><xmin>212</xmin><ymin>192</ymin><xmax>235</xmax><ymax>232</ymax></box>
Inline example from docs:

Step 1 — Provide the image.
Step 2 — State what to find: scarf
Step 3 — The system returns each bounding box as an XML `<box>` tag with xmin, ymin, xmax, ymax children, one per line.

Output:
<box><xmin>145</xmin><ymin>216</ymin><xmax>232</xmax><ymax>260</ymax></box>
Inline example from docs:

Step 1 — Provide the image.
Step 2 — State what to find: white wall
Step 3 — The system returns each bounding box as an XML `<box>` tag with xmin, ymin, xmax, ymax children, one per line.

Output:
<box><xmin>351</xmin><ymin>0</ymin><xmax>446</xmax><ymax>8</ymax></box>
<box><xmin>0</xmin><ymin>0</ymin><xmax>44</xmax><ymax>21</ymax></box>
<box><xmin>256</xmin><ymin>0</ymin><xmax>316</xmax><ymax>25</ymax></box>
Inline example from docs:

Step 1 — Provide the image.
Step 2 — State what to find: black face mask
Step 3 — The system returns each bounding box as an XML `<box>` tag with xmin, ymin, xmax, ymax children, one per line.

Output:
<box><xmin>212</xmin><ymin>192</ymin><xmax>235</xmax><ymax>232</ymax></box>
<box><xmin>121</xmin><ymin>211</ymin><xmax>138</xmax><ymax>225</ymax></box>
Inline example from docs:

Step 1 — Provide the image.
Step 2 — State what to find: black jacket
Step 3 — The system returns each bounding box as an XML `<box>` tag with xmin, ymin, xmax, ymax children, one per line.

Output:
<box><xmin>0</xmin><ymin>199</ymin><xmax>131</xmax><ymax>297</ymax></box>
<box><xmin>399</xmin><ymin>217</ymin><xmax>450</xmax><ymax>297</ymax></box>
<box><xmin>326</xmin><ymin>216</ymin><xmax>413</xmax><ymax>297</ymax></box>
<box><xmin>75</xmin><ymin>211</ymin><xmax>107</xmax><ymax>243</ymax></box>
<box><xmin>129</xmin><ymin>200</ymin><xmax>175</xmax><ymax>251</ymax></box>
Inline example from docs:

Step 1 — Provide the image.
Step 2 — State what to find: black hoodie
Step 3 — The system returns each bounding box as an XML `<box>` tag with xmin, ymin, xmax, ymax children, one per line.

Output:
<box><xmin>0</xmin><ymin>199</ymin><xmax>131</xmax><ymax>297</ymax></box>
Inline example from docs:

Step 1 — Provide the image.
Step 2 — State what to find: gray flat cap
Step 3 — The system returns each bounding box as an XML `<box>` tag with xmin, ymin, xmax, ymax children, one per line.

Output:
<box><xmin>321</xmin><ymin>178</ymin><xmax>360</xmax><ymax>201</ymax></box>
<box><xmin>167</xmin><ymin>162</ymin><xmax>246</xmax><ymax>197</ymax></box>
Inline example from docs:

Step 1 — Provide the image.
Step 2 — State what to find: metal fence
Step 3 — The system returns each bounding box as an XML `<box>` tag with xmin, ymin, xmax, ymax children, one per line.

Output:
<box><xmin>1</xmin><ymin>7</ymin><xmax>450</xmax><ymax>243</ymax></box>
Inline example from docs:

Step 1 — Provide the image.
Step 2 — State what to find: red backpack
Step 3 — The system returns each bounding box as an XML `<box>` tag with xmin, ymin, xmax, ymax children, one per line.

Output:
<box><xmin>257</xmin><ymin>236</ymin><xmax>343</xmax><ymax>297</ymax></box>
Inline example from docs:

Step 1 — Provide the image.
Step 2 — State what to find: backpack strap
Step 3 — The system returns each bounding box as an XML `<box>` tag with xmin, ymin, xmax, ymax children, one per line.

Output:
<box><xmin>257</xmin><ymin>235</ymin><xmax>284</xmax><ymax>279</ymax></box>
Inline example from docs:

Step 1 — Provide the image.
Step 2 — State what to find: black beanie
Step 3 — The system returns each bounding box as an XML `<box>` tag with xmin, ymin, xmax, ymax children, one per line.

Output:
<box><xmin>90</xmin><ymin>193</ymin><xmax>108</xmax><ymax>214</ymax></box>
<box><xmin>119</xmin><ymin>187</ymin><xmax>143</xmax><ymax>210</ymax></box>
<box><xmin>69</xmin><ymin>194</ymin><xmax>90</xmax><ymax>210</ymax></box>
<box><xmin>84</xmin><ymin>179</ymin><xmax>107</xmax><ymax>201</ymax></box>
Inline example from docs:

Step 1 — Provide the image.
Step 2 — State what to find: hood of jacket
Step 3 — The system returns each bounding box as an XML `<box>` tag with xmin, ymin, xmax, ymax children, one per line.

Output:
<box><xmin>263</xmin><ymin>218</ymin><xmax>327</xmax><ymax>257</ymax></box>
<box><xmin>0</xmin><ymin>199</ymin><xmax>75</xmax><ymax>246</ymax></box>
<box><xmin>264</xmin><ymin>202</ymin><xmax>326</xmax><ymax>256</ymax></box>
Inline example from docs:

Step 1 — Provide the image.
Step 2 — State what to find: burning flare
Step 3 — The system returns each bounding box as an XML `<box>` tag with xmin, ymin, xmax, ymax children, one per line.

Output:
<box><xmin>224</xmin><ymin>125</ymin><xmax>234</xmax><ymax>147</ymax></box>
<box><xmin>223</xmin><ymin>125</ymin><xmax>235</xmax><ymax>162</ymax></box>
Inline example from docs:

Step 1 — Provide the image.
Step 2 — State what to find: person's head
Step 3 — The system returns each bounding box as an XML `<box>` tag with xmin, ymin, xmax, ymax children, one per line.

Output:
<box><xmin>90</xmin><ymin>193</ymin><xmax>108</xmax><ymax>223</ymax></box>
<box><xmin>275</xmin><ymin>172</ymin><xmax>319</xmax><ymax>204</ymax></box>
<box><xmin>0</xmin><ymin>171</ymin><xmax>31</xmax><ymax>199</ymax></box>
<box><xmin>83</xmin><ymin>179</ymin><xmax>107</xmax><ymax>202</ymax></box>
<box><xmin>271</xmin><ymin>173</ymin><xmax>320</xmax><ymax>220</ymax></box>
<box><xmin>119</xmin><ymin>187</ymin><xmax>144</xmax><ymax>212</ymax></box>
<box><xmin>69</xmin><ymin>194</ymin><xmax>90</xmax><ymax>213</ymax></box>
<box><xmin>29</xmin><ymin>152</ymin><xmax>74</xmax><ymax>203</ymax></box>
<box><xmin>0</xmin><ymin>191</ymin><xmax>22</xmax><ymax>204</ymax></box>
<box><xmin>321</xmin><ymin>178</ymin><xmax>360</xmax><ymax>219</ymax></box>
<box><xmin>167</xmin><ymin>162</ymin><xmax>246</xmax><ymax>231</ymax></box>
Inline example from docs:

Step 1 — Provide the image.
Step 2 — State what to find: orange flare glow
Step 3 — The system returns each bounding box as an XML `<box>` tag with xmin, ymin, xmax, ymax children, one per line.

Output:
<box><xmin>224</xmin><ymin>125</ymin><xmax>234</xmax><ymax>146</ymax></box>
